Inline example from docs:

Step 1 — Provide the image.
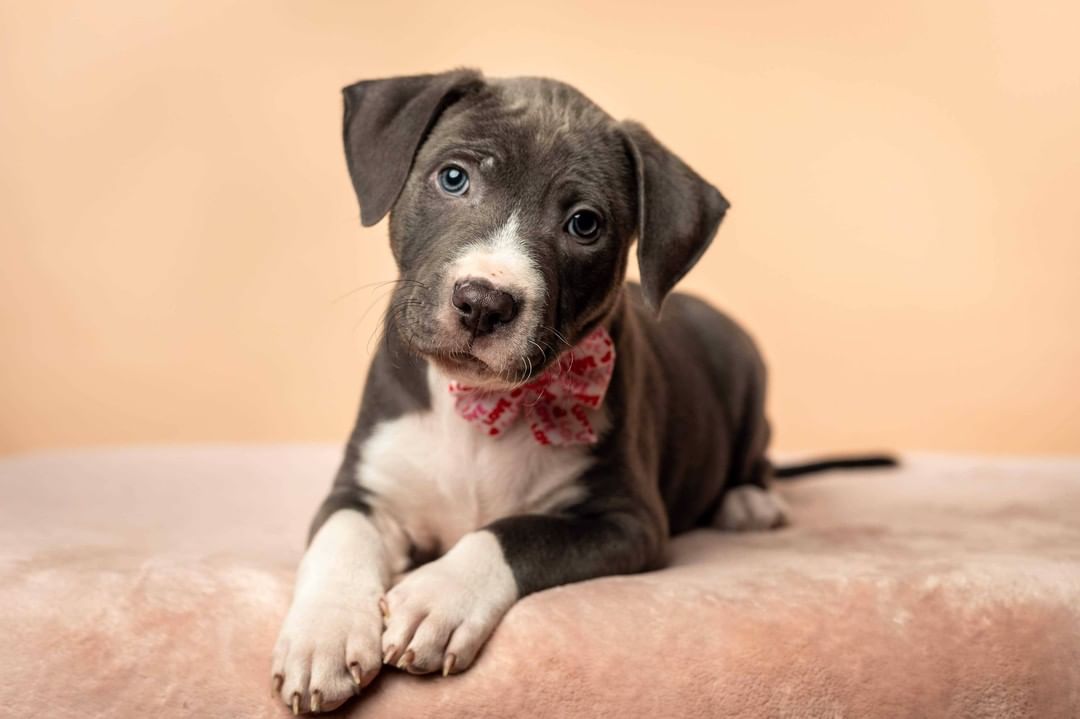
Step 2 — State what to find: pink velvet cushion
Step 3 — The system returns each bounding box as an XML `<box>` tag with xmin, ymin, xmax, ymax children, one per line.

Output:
<box><xmin>1</xmin><ymin>446</ymin><xmax>1078</xmax><ymax>717</ymax></box>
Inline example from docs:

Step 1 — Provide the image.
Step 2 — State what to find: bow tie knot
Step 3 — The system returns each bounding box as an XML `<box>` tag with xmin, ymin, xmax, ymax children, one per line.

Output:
<box><xmin>447</xmin><ymin>326</ymin><xmax>616</xmax><ymax>446</ymax></box>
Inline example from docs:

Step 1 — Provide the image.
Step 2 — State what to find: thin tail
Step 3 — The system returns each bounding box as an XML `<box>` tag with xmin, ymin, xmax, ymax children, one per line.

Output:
<box><xmin>773</xmin><ymin>454</ymin><xmax>898</xmax><ymax>479</ymax></box>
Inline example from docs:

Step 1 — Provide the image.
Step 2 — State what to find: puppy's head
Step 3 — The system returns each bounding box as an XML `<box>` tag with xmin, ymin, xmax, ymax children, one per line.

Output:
<box><xmin>343</xmin><ymin>69</ymin><xmax>728</xmax><ymax>387</ymax></box>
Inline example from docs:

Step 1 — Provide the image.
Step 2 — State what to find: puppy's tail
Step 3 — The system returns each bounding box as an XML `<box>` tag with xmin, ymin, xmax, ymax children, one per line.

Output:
<box><xmin>772</xmin><ymin>454</ymin><xmax>899</xmax><ymax>479</ymax></box>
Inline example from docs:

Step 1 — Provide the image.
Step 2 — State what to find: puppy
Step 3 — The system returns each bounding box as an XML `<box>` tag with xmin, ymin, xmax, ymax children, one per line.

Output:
<box><xmin>273</xmin><ymin>69</ymin><xmax>832</xmax><ymax>713</ymax></box>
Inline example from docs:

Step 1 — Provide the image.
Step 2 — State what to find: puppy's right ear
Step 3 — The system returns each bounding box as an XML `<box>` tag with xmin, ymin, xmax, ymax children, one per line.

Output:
<box><xmin>342</xmin><ymin>69</ymin><xmax>483</xmax><ymax>227</ymax></box>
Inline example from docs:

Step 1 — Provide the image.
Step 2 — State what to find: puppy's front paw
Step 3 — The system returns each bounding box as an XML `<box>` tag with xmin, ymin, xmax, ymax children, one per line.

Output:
<box><xmin>271</xmin><ymin>596</ymin><xmax>383</xmax><ymax>714</ymax></box>
<box><xmin>715</xmin><ymin>485</ymin><xmax>789</xmax><ymax>531</ymax></box>
<box><xmin>381</xmin><ymin>531</ymin><xmax>517</xmax><ymax>676</ymax></box>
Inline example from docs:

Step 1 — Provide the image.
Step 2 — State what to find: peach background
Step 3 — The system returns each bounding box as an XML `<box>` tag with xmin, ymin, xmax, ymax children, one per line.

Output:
<box><xmin>1</xmin><ymin>0</ymin><xmax>1078</xmax><ymax>455</ymax></box>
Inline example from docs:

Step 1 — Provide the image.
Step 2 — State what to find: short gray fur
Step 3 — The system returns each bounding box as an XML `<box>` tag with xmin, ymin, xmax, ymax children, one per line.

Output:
<box><xmin>318</xmin><ymin>69</ymin><xmax>774</xmax><ymax>596</ymax></box>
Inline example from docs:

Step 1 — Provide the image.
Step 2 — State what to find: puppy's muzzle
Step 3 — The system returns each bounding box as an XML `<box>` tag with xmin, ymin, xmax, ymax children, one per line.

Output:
<box><xmin>451</xmin><ymin>278</ymin><xmax>519</xmax><ymax>336</ymax></box>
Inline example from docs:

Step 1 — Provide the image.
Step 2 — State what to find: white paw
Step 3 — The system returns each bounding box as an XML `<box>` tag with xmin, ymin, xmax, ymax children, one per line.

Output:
<box><xmin>271</xmin><ymin>595</ymin><xmax>383</xmax><ymax>714</ymax></box>
<box><xmin>715</xmin><ymin>485</ymin><xmax>789</xmax><ymax>531</ymax></box>
<box><xmin>381</xmin><ymin>531</ymin><xmax>517</xmax><ymax>676</ymax></box>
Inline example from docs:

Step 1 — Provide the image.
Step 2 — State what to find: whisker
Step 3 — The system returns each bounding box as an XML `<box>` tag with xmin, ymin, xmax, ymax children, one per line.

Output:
<box><xmin>376</xmin><ymin>299</ymin><xmax>425</xmax><ymax>362</ymax></box>
<box><xmin>515</xmin><ymin>356</ymin><xmax>529</xmax><ymax>386</ymax></box>
<box><xmin>544</xmin><ymin>326</ymin><xmax>572</xmax><ymax>349</ymax></box>
<box><xmin>527</xmin><ymin>338</ymin><xmax>548</xmax><ymax>360</ymax></box>
<box><xmin>332</xmin><ymin>278</ymin><xmax>428</xmax><ymax>305</ymax></box>
<box><xmin>351</xmin><ymin>284</ymin><xmax>412</xmax><ymax>339</ymax></box>
<box><xmin>533</xmin><ymin>338</ymin><xmax>556</xmax><ymax>355</ymax></box>
<box><xmin>526</xmin><ymin>339</ymin><xmax>549</xmax><ymax>379</ymax></box>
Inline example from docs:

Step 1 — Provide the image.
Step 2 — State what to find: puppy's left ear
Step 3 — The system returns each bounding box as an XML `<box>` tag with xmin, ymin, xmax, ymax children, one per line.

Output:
<box><xmin>343</xmin><ymin>69</ymin><xmax>483</xmax><ymax>227</ymax></box>
<box><xmin>621</xmin><ymin>121</ymin><xmax>730</xmax><ymax>314</ymax></box>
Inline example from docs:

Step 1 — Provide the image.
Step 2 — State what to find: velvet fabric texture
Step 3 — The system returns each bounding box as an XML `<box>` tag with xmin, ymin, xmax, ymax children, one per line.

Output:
<box><xmin>1</xmin><ymin>446</ymin><xmax>1078</xmax><ymax>718</ymax></box>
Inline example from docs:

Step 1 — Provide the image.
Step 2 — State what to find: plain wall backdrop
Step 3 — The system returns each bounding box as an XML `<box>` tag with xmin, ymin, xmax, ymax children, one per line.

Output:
<box><xmin>2</xmin><ymin>0</ymin><xmax>1078</xmax><ymax>455</ymax></box>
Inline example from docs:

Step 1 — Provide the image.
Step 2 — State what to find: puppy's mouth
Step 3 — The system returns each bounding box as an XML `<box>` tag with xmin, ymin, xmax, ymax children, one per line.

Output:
<box><xmin>412</xmin><ymin>338</ymin><xmax>551</xmax><ymax>389</ymax></box>
<box><xmin>426</xmin><ymin>350</ymin><xmax>491</xmax><ymax>376</ymax></box>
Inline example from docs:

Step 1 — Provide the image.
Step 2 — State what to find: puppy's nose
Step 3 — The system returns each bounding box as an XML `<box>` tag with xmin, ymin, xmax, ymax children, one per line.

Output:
<box><xmin>452</xmin><ymin>279</ymin><xmax>518</xmax><ymax>335</ymax></box>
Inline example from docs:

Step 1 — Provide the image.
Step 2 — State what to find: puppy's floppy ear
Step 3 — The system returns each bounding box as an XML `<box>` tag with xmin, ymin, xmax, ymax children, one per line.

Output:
<box><xmin>621</xmin><ymin>121</ymin><xmax>730</xmax><ymax>313</ymax></box>
<box><xmin>343</xmin><ymin>69</ymin><xmax>483</xmax><ymax>227</ymax></box>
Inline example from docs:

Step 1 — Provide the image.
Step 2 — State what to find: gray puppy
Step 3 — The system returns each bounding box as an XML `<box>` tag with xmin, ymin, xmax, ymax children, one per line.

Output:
<box><xmin>272</xmin><ymin>69</ymin><xmax>888</xmax><ymax>714</ymax></box>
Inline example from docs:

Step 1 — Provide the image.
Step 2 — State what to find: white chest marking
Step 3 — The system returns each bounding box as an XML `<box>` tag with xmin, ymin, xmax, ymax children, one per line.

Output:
<box><xmin>357</xmin><ymin>366</ymin><xmax>596</xmax><ymax>557</ymax></box>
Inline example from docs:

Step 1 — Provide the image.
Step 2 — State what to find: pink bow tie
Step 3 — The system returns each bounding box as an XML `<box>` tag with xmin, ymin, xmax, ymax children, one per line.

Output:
<box><xmin>447</xmin><ymin>326</ymin><xmax>616</xmax><ymax>446</ymax></box>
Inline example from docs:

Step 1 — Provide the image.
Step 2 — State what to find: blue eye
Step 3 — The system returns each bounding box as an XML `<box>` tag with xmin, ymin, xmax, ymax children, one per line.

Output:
<box><xmin>566</xmin><ymin>209</ymin><xmax>602</xmax><ymax>241</ymax></box>
<box><xmin>438</xmin><ymin>165</ymin><xmax>469</xmax><ymax>195</ymax></box>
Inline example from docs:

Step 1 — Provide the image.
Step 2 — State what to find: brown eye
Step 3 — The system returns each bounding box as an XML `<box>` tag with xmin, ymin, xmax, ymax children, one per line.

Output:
<box><xmin>566</xmin><ymin>210</ymin><xmax>601</xmax><ymax>241</ymax></box>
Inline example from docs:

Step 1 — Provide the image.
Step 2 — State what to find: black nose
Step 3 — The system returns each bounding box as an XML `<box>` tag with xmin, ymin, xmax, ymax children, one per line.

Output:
<box><xmin>452</xmin><ymin>279</ymin><xmax>518</xmax><ymax>335</ymax></box>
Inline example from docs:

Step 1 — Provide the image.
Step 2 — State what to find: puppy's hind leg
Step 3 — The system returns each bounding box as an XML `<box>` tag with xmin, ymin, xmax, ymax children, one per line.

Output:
<box><xmin>713</xmin><ymin>370</ymin><xmax>789</xmax><ymax>531</ymax></box>
<box><xmin>714</xmin><ymin>477</ymin><xmax>790</xmax><ymax>531</ymax></box>
<box><xmin>709</xmin><ymin>340</ymin><xmax>789</xmax><ymax>531</ymax></box>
